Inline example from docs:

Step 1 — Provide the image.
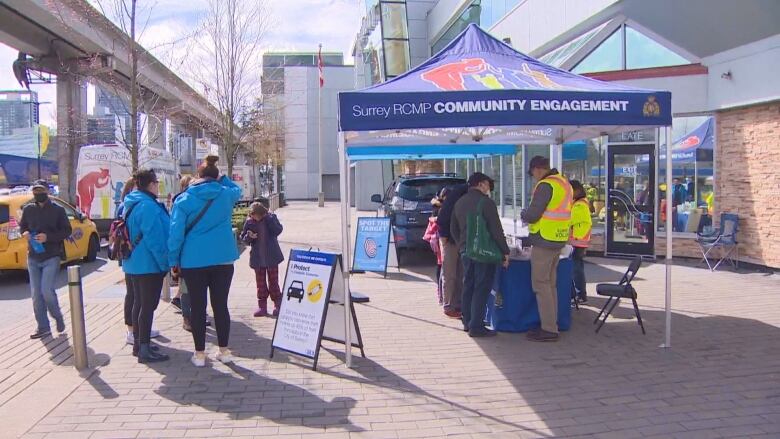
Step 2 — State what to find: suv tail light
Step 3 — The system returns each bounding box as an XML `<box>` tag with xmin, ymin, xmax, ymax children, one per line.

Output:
<box><xmin>7</xmin><ymin>217</ymin><xmax>21</xmax><ymax>240</ymax></box>
<box><xmin>390</xmin><ymin>196</ymin><xmax>418</xmax><ymax>211</ymax></box>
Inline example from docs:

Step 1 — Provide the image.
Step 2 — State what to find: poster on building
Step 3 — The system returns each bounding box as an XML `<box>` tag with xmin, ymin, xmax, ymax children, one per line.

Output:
<box><xmin>271</xmin><ymin>250</ymin><xmax>336</xmax><ymax>363</ymax></box>
<box><xmin>352</xmin><ymin>217</ymin><xmax>391</xmax><ymax>274</ymax></box>
<box><xmin>195</xmin><ymin>138</ymin><xmax>210</xmax><ymax>161</ymax></box>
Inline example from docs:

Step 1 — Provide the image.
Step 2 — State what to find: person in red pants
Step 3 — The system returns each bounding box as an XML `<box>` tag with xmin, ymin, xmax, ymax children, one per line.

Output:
<box><xmin>241</xmin><ymin>202</ymin><xmax>284</xmax><ymax>317</ymax></box>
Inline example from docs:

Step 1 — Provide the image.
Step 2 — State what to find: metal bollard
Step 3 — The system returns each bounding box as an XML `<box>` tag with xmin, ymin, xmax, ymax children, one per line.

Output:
<box><xmin>161</xmin><ymin>273</ymin><xmax>171</xmax><ymax>302</ymax></box>
<box><xmin>67</xmin><ymin>266</ymin><xmax>88</xmax><ymax>370</ymax></box>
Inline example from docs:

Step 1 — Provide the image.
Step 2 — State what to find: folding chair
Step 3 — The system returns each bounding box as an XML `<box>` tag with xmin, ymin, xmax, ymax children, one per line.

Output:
<box><xmin>696</xmin><ymin>213</ymin><xmax>739</xmax><ymax>271</ymax></box>
<box><xmin>593</xmin><ymin>257</ymin><xmax>644</xmax><ymax>334</ymax></box>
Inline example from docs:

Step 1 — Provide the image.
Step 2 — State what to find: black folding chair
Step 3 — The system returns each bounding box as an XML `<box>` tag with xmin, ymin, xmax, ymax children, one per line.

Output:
<box><xmin>593</xmin><ymin>257</ymin><xmax>644</xmax><ymax>334</ymax></box>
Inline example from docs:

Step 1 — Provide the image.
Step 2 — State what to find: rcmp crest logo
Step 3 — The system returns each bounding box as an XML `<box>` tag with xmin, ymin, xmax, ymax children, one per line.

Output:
<box><xmin>643</xmin><ymin>96</ymin><xmax>661</xmax><ymax>117</ymax></box>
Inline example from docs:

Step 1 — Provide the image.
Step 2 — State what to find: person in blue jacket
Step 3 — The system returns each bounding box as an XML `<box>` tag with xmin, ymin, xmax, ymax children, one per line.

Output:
<box><xmin>168</xmin><ymin>155</ymin><xmax>242</xmax><ymax>367</ymax></box>
<box><xmin>122</xmin><ymin>169</ymin><xmax>170</xmax><ymax>363</ymax></box>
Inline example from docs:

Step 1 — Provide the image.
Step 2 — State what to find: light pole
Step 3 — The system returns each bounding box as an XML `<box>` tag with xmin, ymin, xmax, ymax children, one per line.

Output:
<box><xmin>318</xmin><ymin>44</ymin><xmax>325</xmax><ymax>207</ymax></box>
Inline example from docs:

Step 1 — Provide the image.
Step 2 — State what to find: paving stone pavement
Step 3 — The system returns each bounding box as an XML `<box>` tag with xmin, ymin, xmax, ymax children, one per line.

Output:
<box><xmin>12</xmin><ymin>202</ymin><xmax>780</xmax><ymax>438</ymax></box>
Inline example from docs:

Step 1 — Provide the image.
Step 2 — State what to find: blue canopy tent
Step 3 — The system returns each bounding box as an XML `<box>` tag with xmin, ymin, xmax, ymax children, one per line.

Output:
<box><xmin>336</xmin><ymin>24</ymin><xmax>674</xmax><ymax>366</ymax></box>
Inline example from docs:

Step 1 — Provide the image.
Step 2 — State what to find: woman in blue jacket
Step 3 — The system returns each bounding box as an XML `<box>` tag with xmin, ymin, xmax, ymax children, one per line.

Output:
<box><xmin>122</xmin><ymin>169</ymin><xmax>170</xmax><ymax>363</ymax></box>
<box><xmin>169</xmin><ymin>156</ymin><xmax>242</xmax><ymax>367</ymax></box>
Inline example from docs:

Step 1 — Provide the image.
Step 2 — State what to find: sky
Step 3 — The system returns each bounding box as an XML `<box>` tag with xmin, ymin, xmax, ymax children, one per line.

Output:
<box><xmin>0</xmin><ymin>0</ymin><xmax>363</xmax><ymax>127</ymax></box>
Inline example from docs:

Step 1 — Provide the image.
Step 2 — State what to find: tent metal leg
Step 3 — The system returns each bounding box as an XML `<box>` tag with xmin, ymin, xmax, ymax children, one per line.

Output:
<box><xmin>338</xmin><ymin>132</ymin><xmax>353</xmax><ymax>368</ymax></box>
<box><xmin>663</xmin><ymin>125</ymin><xmax>673</xmax><ymax>348</ymax></box>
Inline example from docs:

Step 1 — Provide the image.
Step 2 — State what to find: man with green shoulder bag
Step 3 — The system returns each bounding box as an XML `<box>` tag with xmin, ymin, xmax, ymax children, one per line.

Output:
<box><xmin>450</xmin><ymin>172</ymin><xmax>510</xmax><ymax>337</ymax></box>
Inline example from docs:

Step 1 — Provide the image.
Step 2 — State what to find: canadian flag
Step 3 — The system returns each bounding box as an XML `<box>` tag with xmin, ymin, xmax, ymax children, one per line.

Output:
<box><xmin>318</xmin><ymin>45</ymin><xmax>324</xmax><ymax>88</ymax></box>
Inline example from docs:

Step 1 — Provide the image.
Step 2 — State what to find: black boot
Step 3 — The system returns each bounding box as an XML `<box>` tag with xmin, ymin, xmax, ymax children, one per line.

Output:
<box><xmin>132</xmin><ymin>342</ymin><xmax>160</xmax><ymax>357</ymax></box>
<box><xmin>137</xmin><ymin>343</ymin><xmax>169</xmax><ymax>363</ymax></box>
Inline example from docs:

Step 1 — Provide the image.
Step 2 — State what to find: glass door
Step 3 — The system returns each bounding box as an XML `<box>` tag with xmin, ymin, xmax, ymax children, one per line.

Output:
<box><xmin>606</xmin><ymin>144</ymin><xmax>655</xmax><ymax>257</ymax></box>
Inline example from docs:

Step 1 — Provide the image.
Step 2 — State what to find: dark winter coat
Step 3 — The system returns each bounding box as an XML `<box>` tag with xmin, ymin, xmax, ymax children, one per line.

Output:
<box><xmin>241</xmin><ymin>214</ymin><xmax>284</xmax><ymax>269</ymax></box>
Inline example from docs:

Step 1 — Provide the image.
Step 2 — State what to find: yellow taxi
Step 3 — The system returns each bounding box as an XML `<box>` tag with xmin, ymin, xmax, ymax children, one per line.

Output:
<box><xmin>0</xmin><ymin>193</ymin><xmax>100</xmax><ymax>271</ymax></box>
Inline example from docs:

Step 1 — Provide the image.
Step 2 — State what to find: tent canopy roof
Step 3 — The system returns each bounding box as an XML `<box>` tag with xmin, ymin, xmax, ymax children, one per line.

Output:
<box><xmin>339</xmin><ymin>24</ymin><xmax>672</xmax><ymax>158</ymax></box>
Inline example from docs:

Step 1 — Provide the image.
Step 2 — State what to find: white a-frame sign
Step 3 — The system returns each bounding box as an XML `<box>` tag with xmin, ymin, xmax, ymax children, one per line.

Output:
<box><xmin>270</xmin><ymin>249</ymin><xmax>364</xmax><ymax>370</ymax></box>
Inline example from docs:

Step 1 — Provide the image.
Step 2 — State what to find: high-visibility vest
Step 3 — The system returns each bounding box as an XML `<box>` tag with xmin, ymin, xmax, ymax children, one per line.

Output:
<box><xmin>570</xmin><ymin>198</ymin><xmax>592</xmax><ymax>248</ymax></box>
<box><xmin>528</xmin><ymin>173</ymin><xmax>573</xmax><ymax>242</ymax></box>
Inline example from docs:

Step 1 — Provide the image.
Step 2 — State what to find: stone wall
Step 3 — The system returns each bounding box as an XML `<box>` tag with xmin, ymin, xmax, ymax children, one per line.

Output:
<box><xmin>716</xmin><ymin>101</ymin><xmax>780</xmax><ymax>268</ymax></box>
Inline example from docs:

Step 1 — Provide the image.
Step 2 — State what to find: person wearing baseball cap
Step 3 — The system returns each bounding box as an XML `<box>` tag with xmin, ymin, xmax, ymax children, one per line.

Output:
<box><xmin>450</xmin><ymin>172</ymin><xmax>510</xmax><ymax>337</ymax></box>
<box><xmin>19</xmin><ymin>180</ymin><xmax>70</xmax><ymax>339</ymax></box>
<box><xmin>521</xmin><ymin>156</ymin><xmax>573</xmax><ymax>342</ymax></box>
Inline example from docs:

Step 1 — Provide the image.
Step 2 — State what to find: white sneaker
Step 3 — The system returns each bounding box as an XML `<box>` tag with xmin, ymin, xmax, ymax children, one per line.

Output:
<box><xmin>150</xmin><ymin>328</ymin><xmax>161</xmax><ymax>338</ymax></box>
<box><xmin>190</xmin><ymin>353</ymin><xmax>206</xmax><ymax>367</ymax></box>
<box><xmin>125</xmin><ymin>332</ymin><xmax>134</xmax><ymax>345</ymax></box>
<box><xmin>215</xmin><ymin>348</ymin><xmax>233</xmax><ymax>364</ymax></box>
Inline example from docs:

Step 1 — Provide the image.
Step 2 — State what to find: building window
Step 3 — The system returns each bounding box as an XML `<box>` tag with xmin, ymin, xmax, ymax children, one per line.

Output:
<box><xmin>431</xmin><ymin>1</ymin><xmax>482</xmax><ymax>54</ymax></box>
<box><xmin>572</xmin><ymin>28</ymin><xmax>623</xmax><ymax>74</ymax></box>
<box><xmin>383</xmin><ymin>40</ymin><xmax>411</xmax><ymax>77</ymax></box>
<box><xmin>658</xmin><ymin>116</ymin><xmax>715</xmax><ymax>234</ymax></box>
<box><xmin>539</xmin><ymin>22</ymin><xmax>608</xmax><ymax>68</ymax></box>
<box><xmin>625</xmin><ymin>26</ymin><xmax>688</xmax><ymax>70</ymax></box>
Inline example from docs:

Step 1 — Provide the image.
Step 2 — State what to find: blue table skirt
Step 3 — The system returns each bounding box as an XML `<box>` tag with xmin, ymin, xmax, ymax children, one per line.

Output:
<box><xmin>486</xmin><ymin>258</ymin><xmax>573</xmax><ymax>332</ymax></box>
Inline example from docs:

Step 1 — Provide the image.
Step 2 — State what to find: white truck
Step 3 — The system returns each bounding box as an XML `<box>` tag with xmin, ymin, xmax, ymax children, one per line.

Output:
<box><xmin>76</xmin><ymin>144</ymin><xmax>178</xmax><ymax>235</ymax></box>
<box><xmin>231</xmin><ymin>165</ymin><xmax>255</xmax><ymax>201</ymax></box>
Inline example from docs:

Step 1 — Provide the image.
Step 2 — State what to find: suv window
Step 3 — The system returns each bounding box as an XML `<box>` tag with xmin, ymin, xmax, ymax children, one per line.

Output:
<box><xmin>397</xmin><ymin>178</ymin><xmax>464</xmax><ymax>201</ymax></box>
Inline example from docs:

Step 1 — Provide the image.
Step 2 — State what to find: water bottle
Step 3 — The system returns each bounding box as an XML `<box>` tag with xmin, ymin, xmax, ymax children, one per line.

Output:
<box><xmin>30</xmin><ymin>231</ymin><xmax>45</xmax><ymax>254</ymax></box>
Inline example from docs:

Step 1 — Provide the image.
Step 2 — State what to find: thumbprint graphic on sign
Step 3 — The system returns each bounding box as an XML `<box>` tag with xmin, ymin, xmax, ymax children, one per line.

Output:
<box><xmin>307</xmin><ymin>279</ymin><xmax>324</xmax><ymax>304</ymax></box>
<box><xmin>364</xmin><ymin>238</ymin><xmax>378</xmax><ymax>258</ymax></box>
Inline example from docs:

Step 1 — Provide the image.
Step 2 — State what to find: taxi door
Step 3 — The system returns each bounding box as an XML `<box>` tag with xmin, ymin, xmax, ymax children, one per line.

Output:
<box><xmin>51</xmin><ymin>199</ymin><xmax>89</xmax><ymax>261</ymax></box>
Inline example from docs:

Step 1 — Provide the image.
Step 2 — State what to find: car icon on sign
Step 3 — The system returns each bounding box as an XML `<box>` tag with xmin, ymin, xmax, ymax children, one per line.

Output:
<box><xmin>287</xmin><ymin>280</ymin><xmax>305</xmax><ymax>303</ymax></box>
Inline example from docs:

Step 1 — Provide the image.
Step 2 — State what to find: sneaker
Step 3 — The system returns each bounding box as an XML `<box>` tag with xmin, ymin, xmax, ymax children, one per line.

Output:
<box><xmin>253</xmin><ymin>308</ymin><xmax>268</xmax><ymax>318</ymax></box>
<box><xmin>171</xmin><ymin>297</ymin><xmax>182</xmax><ymax>309</ymax></box>
<box><xmin>182</xmin><ymin>318</ymin><xmax>192</xmax><ymax>332</ymax></box>
<box><xmin>150</xmin><ymin>328</ymin><xmax>161</xmax><ymax>338</ymax></box>
<box><xmin>215</xmin><ymin>348</ymin><xmax>233</xmax><ymax>364</ymax></box>
<box><xmin>56</xmin><ymin>318</ymin><xmax>66</xmax><ymax>333</ymax></box>
<box><xmin>30</xmin><ymin>329</ymin><xmax>51</xmax><ymax>339</ymax></box>
<box><xmin>462</xmin><ymin>324</ymin><xmax>469</xmax><ymax>332</ymax></box>
<box><xmin>125</xmin><ymin>332</ymin><xmax>135</xmax><ymax>345</ymax></box>
<box><xmin>468</xmin><ymin>326</ymin><xmax>497</xmax><ymax>338</ymax></box>
<box><xmin>527</xmin><ymin>329</ymin><xmax>559</xmax><ymax>342</ymax></box>
<box><xmin>191</xmin><ymin>353</ymin><xmax>206</xmax><ymax>367</ymax></box>
<box><xmin>578</xmin><ymin>297</ymin><xmax>588</xmax><ymax>305</ymax></box>
<box><xmin>272</xmin><ymin>307</ymin><xmax>280</xmax><ymax>317</ymax></box>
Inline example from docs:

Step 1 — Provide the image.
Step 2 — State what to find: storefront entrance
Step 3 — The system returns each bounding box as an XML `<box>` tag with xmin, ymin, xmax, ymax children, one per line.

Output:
<box><xmin>606</xmin><ymin>143</ymin><xmax>656</xmax><ymax>257</ymax></box>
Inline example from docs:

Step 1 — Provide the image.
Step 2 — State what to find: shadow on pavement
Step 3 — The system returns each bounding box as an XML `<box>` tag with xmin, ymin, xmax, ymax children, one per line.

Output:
<box><xmin>146</xmin><ymin>320</ymin><xmax>361</xmax><ymax>430</ymax></box>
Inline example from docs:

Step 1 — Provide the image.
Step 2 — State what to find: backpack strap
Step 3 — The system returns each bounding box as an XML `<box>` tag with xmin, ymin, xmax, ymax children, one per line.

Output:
<box><xmin>185</xmin><ymin>198</ymin><xmax>215</xmax><ymax>236</ymax></box>
<box><xmin>123</xmin><ymin>203</ymin><xmax>143</xmax><ymax>246</ymax></box>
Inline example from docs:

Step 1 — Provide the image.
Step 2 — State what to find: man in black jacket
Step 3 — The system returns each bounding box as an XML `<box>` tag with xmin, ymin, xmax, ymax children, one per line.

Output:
<box><xmin>436</xmin><ymin>182</ymin><xmax>468</xmax><ymax>318</ymax></box>
<box><xmin>451</xmin><ymin>173</ymin><xmax>510</xmax><ymax>337</ymax></box>
<box><xmin>19</xmin><ymin>181</ymin><xmax>71</xmax><ymax>339</ymax></box>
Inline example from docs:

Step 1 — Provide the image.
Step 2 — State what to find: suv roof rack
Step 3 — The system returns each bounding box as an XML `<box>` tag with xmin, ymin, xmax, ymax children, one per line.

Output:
<box><xmin>398</xmin><ymin>173</ymin><xmax>462</xmax><ymax>179</ymax></box>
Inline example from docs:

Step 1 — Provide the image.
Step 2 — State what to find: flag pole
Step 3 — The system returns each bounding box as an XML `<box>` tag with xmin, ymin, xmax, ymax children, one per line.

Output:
<box><xmin>318</xmin><ymin>44</ymin><xmax>325</xmax><ymax>207</ymax></box>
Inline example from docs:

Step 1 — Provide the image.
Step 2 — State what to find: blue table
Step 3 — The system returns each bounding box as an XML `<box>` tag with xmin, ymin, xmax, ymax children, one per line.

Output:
<box><xmin>486</xmin><ymin>258</ymin><xmax>573</xmax><ymax>332</ymax></box>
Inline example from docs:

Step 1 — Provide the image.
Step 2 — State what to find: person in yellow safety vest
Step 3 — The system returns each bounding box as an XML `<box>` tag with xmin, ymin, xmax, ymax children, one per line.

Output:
<box><xmin>568</xmin><ymin>180</ymin><xmax>592</xmax><ymax>304</ymax></box>
<box><xmin>521</xmin><ymin>156</ymin><xmax>573</xmax><ymax>343</ymax></box>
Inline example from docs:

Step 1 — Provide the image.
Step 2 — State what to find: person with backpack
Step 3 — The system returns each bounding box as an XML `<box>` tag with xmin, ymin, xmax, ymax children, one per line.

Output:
<box><xmin>121</xmin><ymin>169</ymin><xmax>171</xmax><ymax>363</ymax></box>
<box><xmin>450</xmin><ymin>173</ymin><xmax>510</xmax><ymax>338</ymax></box>
<box><xmin>241</xmin><ymin>202</ymin><xmax>284</xmax><ymax>317</ymax></box>
<box><xmin>113</xmin><ymin>178</ymin><xmax>162</xmax><ymax>345</ymax></box>
<box><xmin>569</xmin><ymin>180</ymin><xmax>592</xmax><ymax>305</ymax></box>
<box><xmin>168</xmin><ymin>155</ymin><xmax>242</xmax><ymax>367</ymax></box>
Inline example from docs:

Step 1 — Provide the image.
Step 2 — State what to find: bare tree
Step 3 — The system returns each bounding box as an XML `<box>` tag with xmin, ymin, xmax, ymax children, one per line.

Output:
<box><xmin>194</xmin><ymin>0</ymin><xmax>271</xmax><ymax>176</ymax></box>
<box><xmin>242</xmin><ymin>98</ymin><xmax>286</xmax><ymax>194</ymax></box>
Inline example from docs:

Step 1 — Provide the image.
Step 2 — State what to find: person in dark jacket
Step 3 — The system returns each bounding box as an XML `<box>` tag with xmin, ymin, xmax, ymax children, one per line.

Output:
<box><xmin>20</xmin><ymin>180</ymin><xmax>70</xmax><ymax>339</ymax></box>
<box><xmin>122</xmin><ymin>169</ymin><xmax>171</xmax><ymax>362</ymax></box>
<box><xmin>241</xmin><ymin>202</ymin><xmax>284</xmax><ymax>317</ymax></box>
<box><xmin>169</xmin><ymin>155</ymin><xmax>242</xmax><ymax>367</ymax></box>
<box><xmin>450</xmin><ymin>173</ymin><xmax>510</xmax><ymax>338</ymax></box>
<box><xmin>436</xmin><ymin>182</ymin><xmax>468</xmax><ymax>318</ymax></box>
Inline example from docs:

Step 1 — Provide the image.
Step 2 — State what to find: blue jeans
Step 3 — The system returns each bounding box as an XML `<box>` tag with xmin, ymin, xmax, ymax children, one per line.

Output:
<box><xmin>461</xmin><ymin>255</ymin><xmax>496</xmax><ymax>331</ymax></box>
<box><xmin>28</xmin><ymin>256</ymin><xmax>64</xmax><ymax>332</ymax></box>
<box><xmin>572</xmin><ymin>247</ymin><xmax>587</xmax><ymax>300</ymax></box>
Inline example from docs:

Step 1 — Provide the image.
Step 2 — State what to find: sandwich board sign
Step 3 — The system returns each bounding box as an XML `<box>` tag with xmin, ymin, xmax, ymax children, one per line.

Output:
<box><xmin>352</xmin><ymin>217</ymin><xmax>391</xmax><ymax>276</ymax></box>
<box><xmin>271</xmin><ymin>249</ymin><xmax>364</xmax><ymax>370</ymax></box>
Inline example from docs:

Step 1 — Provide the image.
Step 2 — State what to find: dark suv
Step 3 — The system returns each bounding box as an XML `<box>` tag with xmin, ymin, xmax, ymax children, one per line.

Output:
<box><xmin>371</xmin><ymin>174</ymin><xmax>466</xmax><ymax>251</ymax></box>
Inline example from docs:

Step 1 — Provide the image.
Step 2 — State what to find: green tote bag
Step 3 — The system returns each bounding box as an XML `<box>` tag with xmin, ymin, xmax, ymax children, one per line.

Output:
<box><xmin>465</xmin><ymin>198</ymin><xmax>504</xmax><ymax>264</ymax></box>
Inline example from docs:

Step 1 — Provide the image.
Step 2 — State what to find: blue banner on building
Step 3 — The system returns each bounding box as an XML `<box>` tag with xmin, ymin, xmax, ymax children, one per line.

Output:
<box><xmin>352</xmin><ymin>217</ymin><xmax>391</xmax><ymax>273</ymax></box>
